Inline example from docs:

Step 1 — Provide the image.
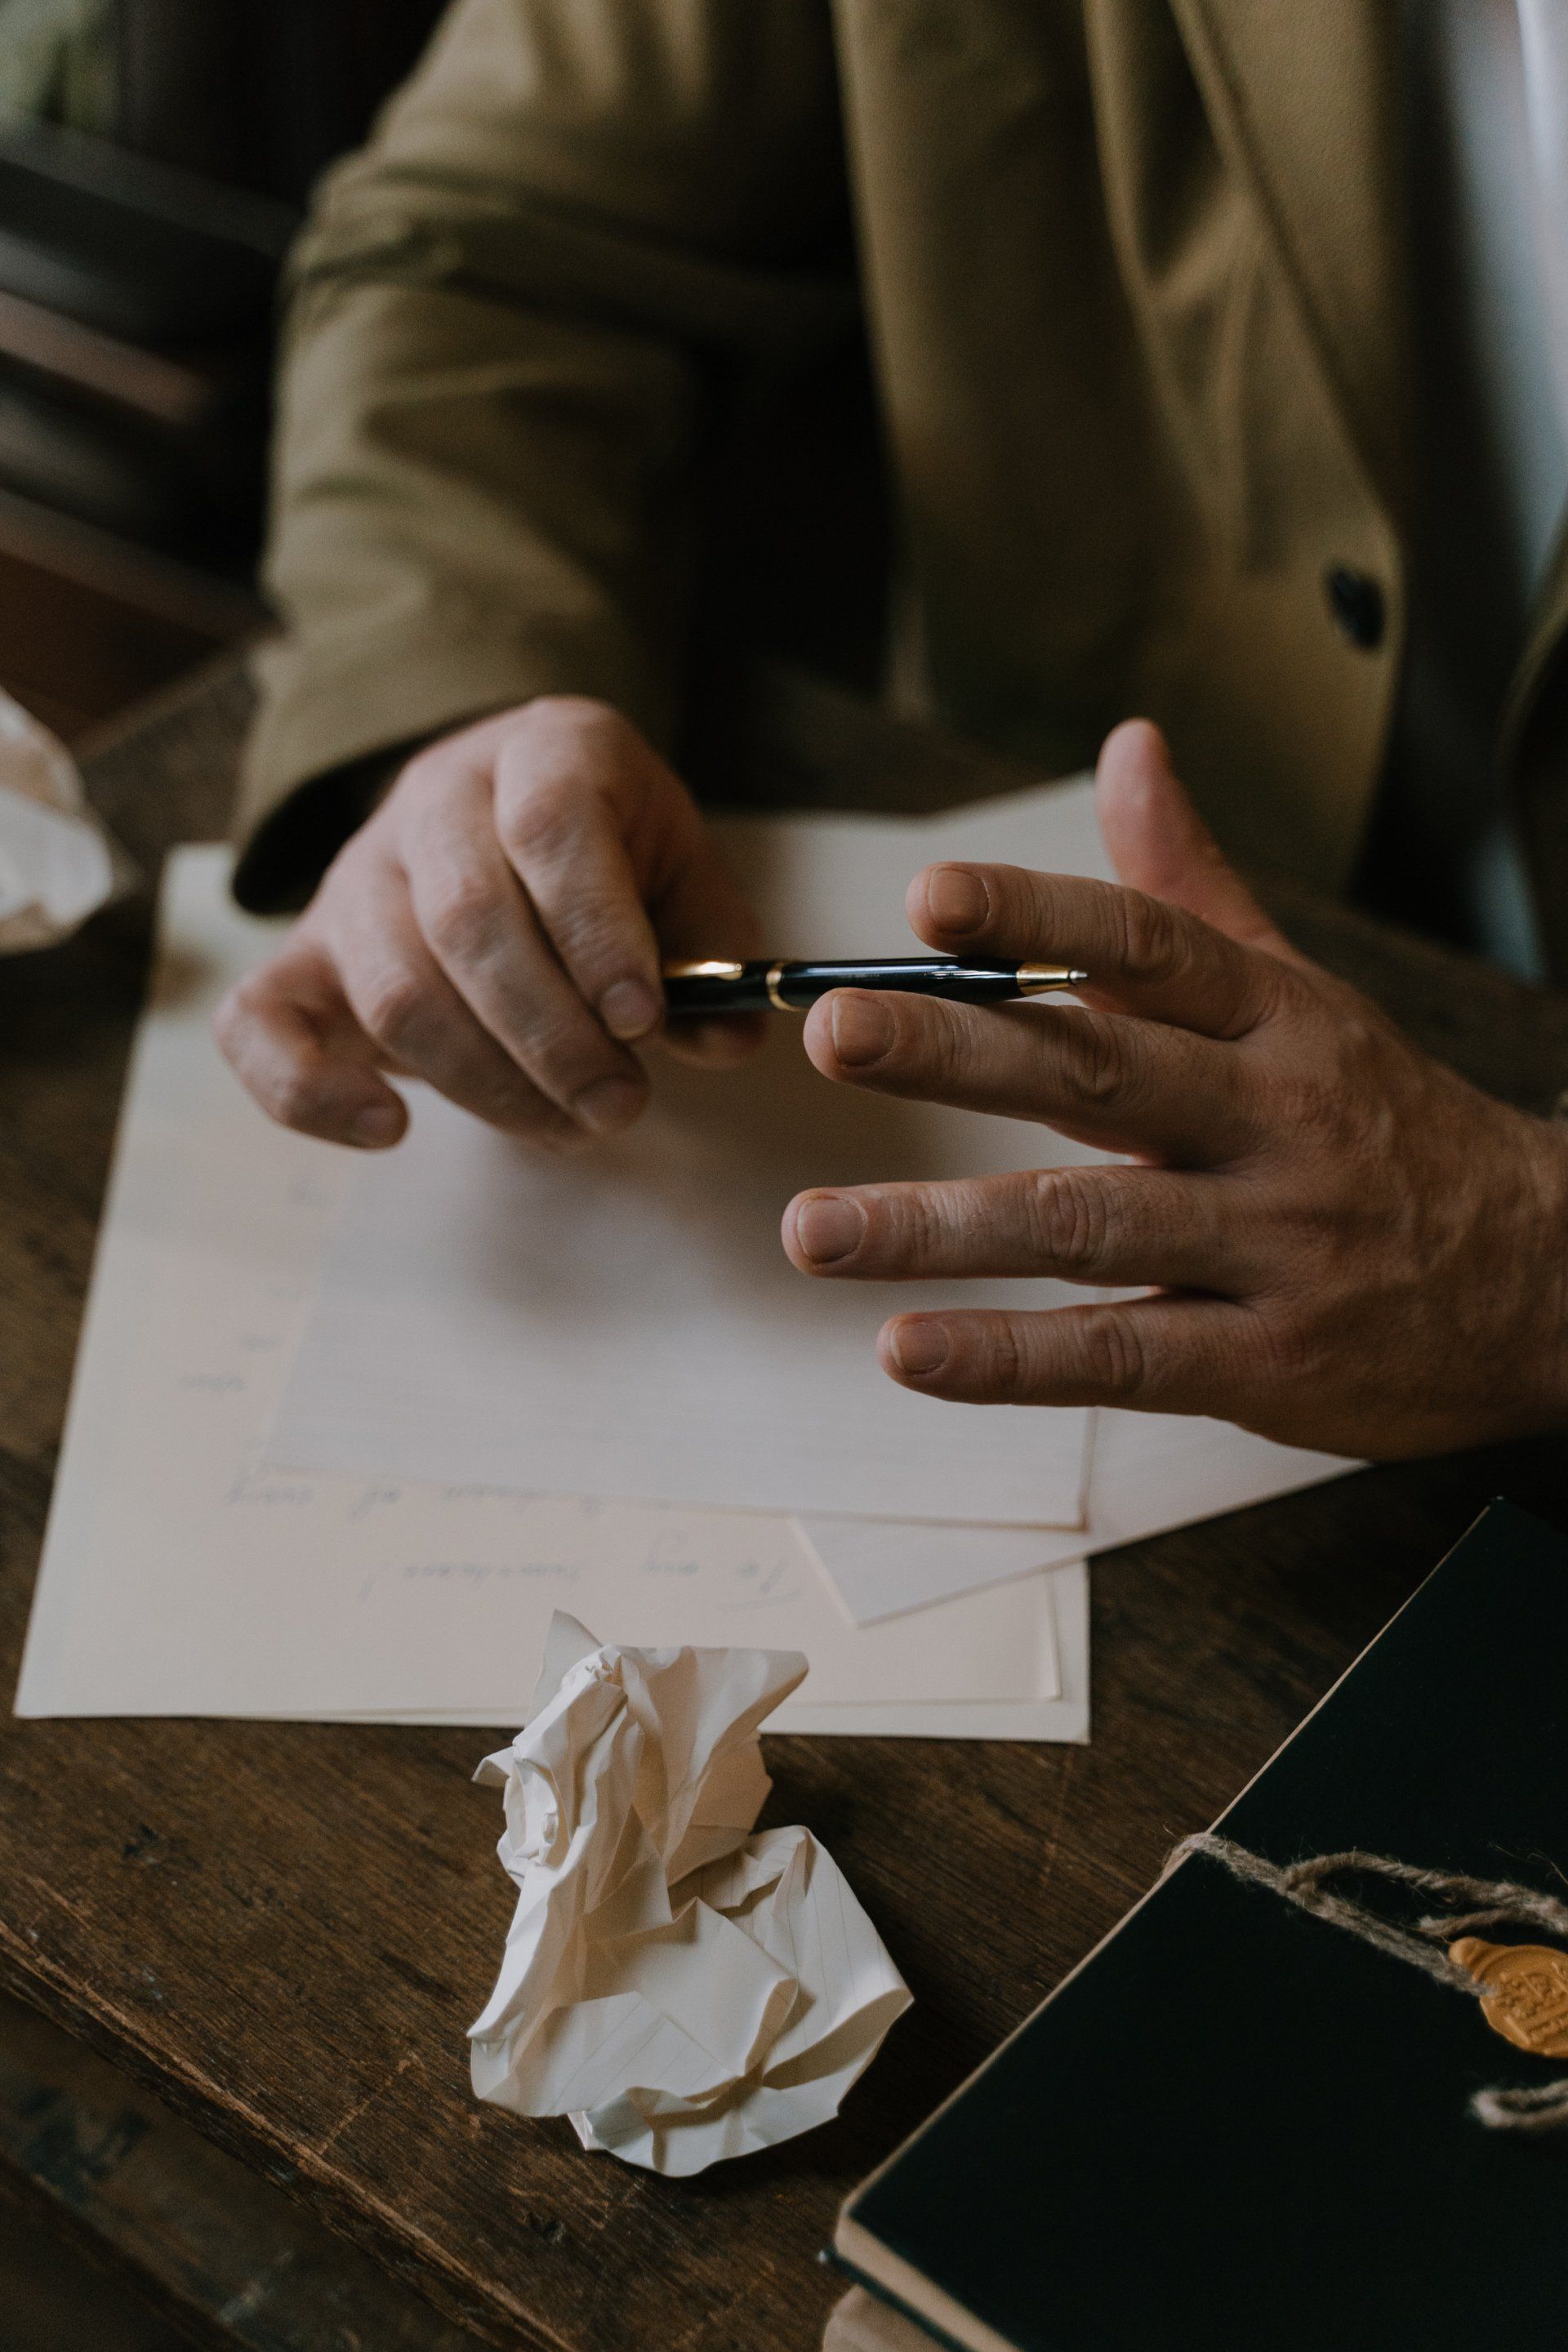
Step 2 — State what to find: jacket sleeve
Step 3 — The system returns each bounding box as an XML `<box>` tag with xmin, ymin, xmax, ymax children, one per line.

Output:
<box><xmin>234</xmin><ymin>0</ymin><xmax>849</xmax><ymax>910</ymax></box>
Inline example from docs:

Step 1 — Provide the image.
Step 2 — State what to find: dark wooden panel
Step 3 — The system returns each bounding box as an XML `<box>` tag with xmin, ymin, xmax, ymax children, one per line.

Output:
<box><xmin>0</xmin><ymin>663</ymin><xmax>1566</xmax><ymax>2351</ymax></box>
<box><xmin>0</xmin><ymin>1992</ymin><xmax>483</xmax><ymax>2350</ymax></box>
<box><xmin>0</xmin><ymin>492</ymin><xmax>256</xmax><ymax>742</ymax></box>
<box><xmin>0</xmin><ymin>2178</ymin><xmax>176</xmax><ymax>2352</ymax></box>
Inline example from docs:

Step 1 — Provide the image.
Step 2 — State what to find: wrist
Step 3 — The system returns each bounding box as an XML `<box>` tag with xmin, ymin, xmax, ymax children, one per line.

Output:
<box><xmin>233</xmin><ymin>742</ymin><xmax>414</xmax><ymax>915</ymax></box>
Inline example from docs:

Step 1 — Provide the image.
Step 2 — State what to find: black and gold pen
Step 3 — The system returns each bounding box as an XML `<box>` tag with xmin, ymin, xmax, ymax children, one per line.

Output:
<box><xmin>661</xmin><ymin>957</ymin><xmax>1088</xmax><ymax>1014</ymax></box>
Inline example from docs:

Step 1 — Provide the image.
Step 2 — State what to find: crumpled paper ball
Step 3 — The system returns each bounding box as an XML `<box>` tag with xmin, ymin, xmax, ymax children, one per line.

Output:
<box><xmin>0</xmin><ymin>687</ymin><xmax>131</xmax><ymax>952</ymax></box>
<box><xmin>467</xmin><ymin>1613</ymin><xmax>911</xmax><ymax>2174</ymax></box>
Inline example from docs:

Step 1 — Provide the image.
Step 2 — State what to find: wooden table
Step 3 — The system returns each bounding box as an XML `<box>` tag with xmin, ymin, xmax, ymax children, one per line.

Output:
<box><xmin>4</xmin><ymin>662</ymin><xmax>1568</xmax><ymax>2352</ymax></box>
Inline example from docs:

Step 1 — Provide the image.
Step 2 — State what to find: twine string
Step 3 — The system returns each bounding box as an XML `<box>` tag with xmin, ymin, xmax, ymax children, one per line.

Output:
<box><xmin>1167</xmin><ymin>1833</ymin><xmax>1568</xmax><ymax>2133</ymax></box>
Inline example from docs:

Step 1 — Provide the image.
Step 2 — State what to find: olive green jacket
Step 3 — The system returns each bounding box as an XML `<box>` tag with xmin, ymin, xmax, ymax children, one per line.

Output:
<box><xmin>236</xmin><ymin>0</ymin><xmax>1568</xmax><ymax>966</ymax></box>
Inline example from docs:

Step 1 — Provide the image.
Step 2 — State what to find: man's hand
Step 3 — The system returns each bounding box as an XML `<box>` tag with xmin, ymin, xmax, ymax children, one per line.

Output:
<box><xmin>782</xmin><ymin>721</ymin><xmax>1568</xmax><ymax>1458</ymax></box>
<box><xmin>216</xmin><ymin>699</ymin><xmax>762</xmax><ymax>1148</ymax></box>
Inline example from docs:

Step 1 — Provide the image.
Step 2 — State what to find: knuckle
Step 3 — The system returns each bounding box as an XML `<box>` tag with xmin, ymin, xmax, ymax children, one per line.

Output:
<box><xmin>1027</xmin><ymin>1168</ymin><xmax>1111</xmax><ymax>1269</ymax></box>
<box><xmin>1254</xmin><ymin>1303</ymin><xmax>1316</xmax><ymax>1383</ymax></box>
<box><xmin>509</xmin><ymin>698</ymin><xmax>639</xmax><ymax>795</ymax></box>
<box><xmin>929</xmin><ymin>1003</ymin><xmax>978</xmax><ymax>1089</ymax></box>
<box><xmin>1081</xmin><ymin>1312</ymin><xmax>1148</xmax><ymax>1398</ymax></box>
<box><xmin>501</xmin><ymin>773</ymin><xmax>581</xmax><ymax>866</ymax></box>
<box><xmin>1067</xmin><ymin>1013</ymin><xmax>1134</xmax><ymax>1109</ymax></box>
<box><xmin>1333</xmin><ymin>1002</ymin><xmax>1397</xmax><ymax>1087</ymax></box>
<box><xmin>1282</xmin><ymin>1067</ymin><xmax>1339</xmax><ymax>1138</ymax></box>
<box><xmin>890</xmin><ymin>1186</ymin><xmax>947</xmax><ymax>1263</ymax></box>
<box><xmin>978</xmin><ymin>1315</ymin><xmax>1028</xmax><ymax>1397</ymax></box>
<box><xmin>395</xmin><ymin>740</ymin><xmax>448</xmax><ymax>797</ymax></box>
<box><xmin>1115</xmin><ymin>888</ymin><xmax>1190</xmax><ymax>987</ymax></box>
<box><xmin>1274</xmin><ymin>1032</ymin><xmax>1361</xmax><ymax>1143</ymax></box>
<box><xmin>421</xmin><ymin>865</ymin><xmax>499</xmax><ymax>964</ymax></box>
<box><xmin>521</xmin><ymin>693</ymin><xmax>630</xmax><ymax>747</ymax></box>
<box><xmin>357</xmin><ymin>962</ymin><xmax>428</xmax><ymax>1054</ymax></box>
<box><xmin>541</xmin><ymin>894</ymin><xmax>630</xmax><ymax>978</ymax></box>
<box><xmin>1238</xmin><ymin>947</ymin><xmax>1294</xmax><ymax>1031</ymax></box>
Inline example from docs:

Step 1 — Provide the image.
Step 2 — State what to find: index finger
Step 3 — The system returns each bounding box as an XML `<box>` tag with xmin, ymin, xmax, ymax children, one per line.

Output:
<box><xmin>493</xmin><ymin>712</ymin><xmax>763</xmax><ymax>1070</ymax></box>
<box><xmin>906</xmin><ymin>862</ymin><xmax>1285</xmax><ymax>1038</ymax></box>
<box><xmin>214</xmin><ymin>938</ymin><xmax>408</xmax><ymax>1149</ymax></box>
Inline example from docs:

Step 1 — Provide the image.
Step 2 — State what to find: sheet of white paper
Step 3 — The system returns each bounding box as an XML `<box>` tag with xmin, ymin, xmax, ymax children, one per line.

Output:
<box><xmin>0</xmin><ymin>686</ymin><xmax>130</xmax><ymax>950</ymax></box>
<box><xmin>258</xmin><ymin>1557</ymin><xmax>1091</xmax><ymax>1742</ymax></box>
<box><xmin>715</xmin><ymin>773</ymin><xmax>1112</xmax><ymax>951</ymax></box>
<box><xmin>469</xmin><ymin>1615</ymin><xmax>912</xmax><ymax>2173</ymax></box>
<box><xmin>803</xmin><ymin>1414</ymin><xmax>1356</xmax><ymax>1623</ymax></box>
<box><xmin>778</xmin><ymin>1557</ymin><xmax>1089</xmax><ymax>1743</ymax></box>
<box><xmin>267</xmin><ymin>779</ymin><xmax>1120</xmax><ymax>1526</ymax></box>
<box><xmin>802</xmin><ymin>1517</ymin><xmax>1079</xmax><ymax>1624</ymax></box>
<box><xmin>264</xmin><ymin>1068</ymin><xmax>1086</xmax><ymax>1526</ymax></box>
<box><xmin>14</xmin><ymin>847</ymin><xmax>1076</xmax><ymax>1736</ymax></box>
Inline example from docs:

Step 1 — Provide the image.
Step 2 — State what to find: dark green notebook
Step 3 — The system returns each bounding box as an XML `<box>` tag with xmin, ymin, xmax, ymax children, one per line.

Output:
<box><xmin>835</xmin><ymin>1501</ymin><xmax>1568</xmax><ymax>2352</ymax></box>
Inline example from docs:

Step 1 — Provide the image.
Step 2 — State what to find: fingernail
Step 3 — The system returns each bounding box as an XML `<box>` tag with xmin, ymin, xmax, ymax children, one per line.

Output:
<box><xmin>830</xmin><ymin>991</ymin><xmax>895</xmax><ymax>1067</ymax></box>
<box><xmin>794</xmin><ymin>1193</ymin><xmax>866</xmax><ymax>1266</ymax></box>
<box><xmin>351</xmin><ymin>1104</ymin><xmax>403</xmax><ymax>1147</ymax></box>
<box><xmin>599</xmin><ymin>978</ymin><xmax>660</xmax><ymax>1040</ymax></box>
<box><xmin>572</xmin><ymin>1076</ymin><xmax>645</xmax><ymax>1134</ymax></box>
<box><xmin>925</xmin><ymin>866</ymin><xmax>990</xmax><ymax>934</ymax></box>
<box><xmin>889</xmin><ymin>1318</ymin><xmax>950</xmax><ymax>1375</ymax></box>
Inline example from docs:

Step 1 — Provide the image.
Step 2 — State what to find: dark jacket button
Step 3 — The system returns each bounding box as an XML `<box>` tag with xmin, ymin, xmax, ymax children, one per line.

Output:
<box><xmin>1325</xmin><ymin>564</ymin><xmax>1385</xmax><ymax>649</ymax></box>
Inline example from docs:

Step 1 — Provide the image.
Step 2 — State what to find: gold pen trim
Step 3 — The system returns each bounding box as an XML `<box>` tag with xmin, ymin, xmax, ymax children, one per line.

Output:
<box><xmin>1015</xmin><ymin>963</ymin><xmax>1089</xmax><ymax>995</ymax></box>
<box><xmin>764</xmin><ymin>960</ymin><xmax>794</xmax><ymax>1013</ymax></box>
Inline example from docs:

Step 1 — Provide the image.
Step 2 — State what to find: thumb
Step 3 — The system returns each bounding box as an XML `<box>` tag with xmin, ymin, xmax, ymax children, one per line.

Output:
<box><xmin>1094</xmin><ymin>719</ymin><xmax>1297</xmax><ymax>960</ymax></box>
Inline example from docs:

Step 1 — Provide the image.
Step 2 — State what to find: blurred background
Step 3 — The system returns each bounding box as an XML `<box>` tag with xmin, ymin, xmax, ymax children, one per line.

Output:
<box><xmin>0</xmin><ymin>0</ymin><xmax>448</xmax><ymax>742</ymax></box>
<box><xmin>0</xmin><ymin>15</ymin><xmax>444</xmax><ymax>2331</ymax></box>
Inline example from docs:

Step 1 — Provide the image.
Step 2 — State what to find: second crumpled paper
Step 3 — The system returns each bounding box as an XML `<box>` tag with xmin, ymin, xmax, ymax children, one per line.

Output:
<box><xmin>0</xmin><ymin>686</ymin><xmax>131</xmax><ymax>952</ymax></box>
<box><xmin>468</xmin><ymin>1614</ymin><xmax>912</xmax><ymax>2174</ymax></box>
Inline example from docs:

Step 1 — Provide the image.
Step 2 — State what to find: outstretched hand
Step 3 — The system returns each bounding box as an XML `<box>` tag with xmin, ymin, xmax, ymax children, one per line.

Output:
<box><xmin>782</xmin><ymin>722</ymin><xmax>1568</xmax><ymax>1458</ymax></box>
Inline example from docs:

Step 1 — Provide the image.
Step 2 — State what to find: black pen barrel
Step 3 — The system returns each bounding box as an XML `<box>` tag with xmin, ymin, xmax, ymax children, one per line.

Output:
<box><xmin>776</xmin><ymin>960</ymin><xmax>1028</xmax><ymax>1007</ymax></box>
<box><xmin>662</xmin><ymin>958</ymin><xmax>1079</xmax><ymax>1013</ymax></box>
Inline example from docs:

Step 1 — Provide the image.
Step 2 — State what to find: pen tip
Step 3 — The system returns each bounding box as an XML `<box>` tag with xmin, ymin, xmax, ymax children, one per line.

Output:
<box><xmin>1070</xmin><ymin>969</ymin><xmax>1089</xmax><ymax>985</ymax></box>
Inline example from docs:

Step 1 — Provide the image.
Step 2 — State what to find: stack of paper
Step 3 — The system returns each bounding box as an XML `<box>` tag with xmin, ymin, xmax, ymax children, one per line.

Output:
<box><xmin>13</xmin><ymin>847</ymin><xmax>1081</xmax><ymax>1735</ymax></box>
<box><xmin>268</xmin><ymin>785</ymin><xmax>1117</xmax><ymax>1533</ymax></box>
<box><xmin>14</xmin><ymin>774</ymin><xmax>1352</xmax><ymax>1740</ymax></box>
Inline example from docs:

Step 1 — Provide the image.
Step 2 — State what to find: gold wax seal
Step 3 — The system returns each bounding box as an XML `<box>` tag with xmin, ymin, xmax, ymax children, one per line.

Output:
<box><xmin>1448</xmin><ymin>1936</ymin><xmax>1568</xmax><ymax>2057</ymax></box>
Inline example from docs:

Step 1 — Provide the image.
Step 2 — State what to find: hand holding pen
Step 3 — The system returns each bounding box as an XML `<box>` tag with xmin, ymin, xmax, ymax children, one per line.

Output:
<box><xmin>216</xmin><ymin>691</ymin><xmax>1083</xmax><ymax>1151</ymax></box>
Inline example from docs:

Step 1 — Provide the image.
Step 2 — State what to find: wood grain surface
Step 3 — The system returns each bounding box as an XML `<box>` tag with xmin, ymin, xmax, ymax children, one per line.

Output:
<box><xmin>2</xmin><ymin>663</ymin><xmax>1568</xmax><ymax>2352</ymax></box>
